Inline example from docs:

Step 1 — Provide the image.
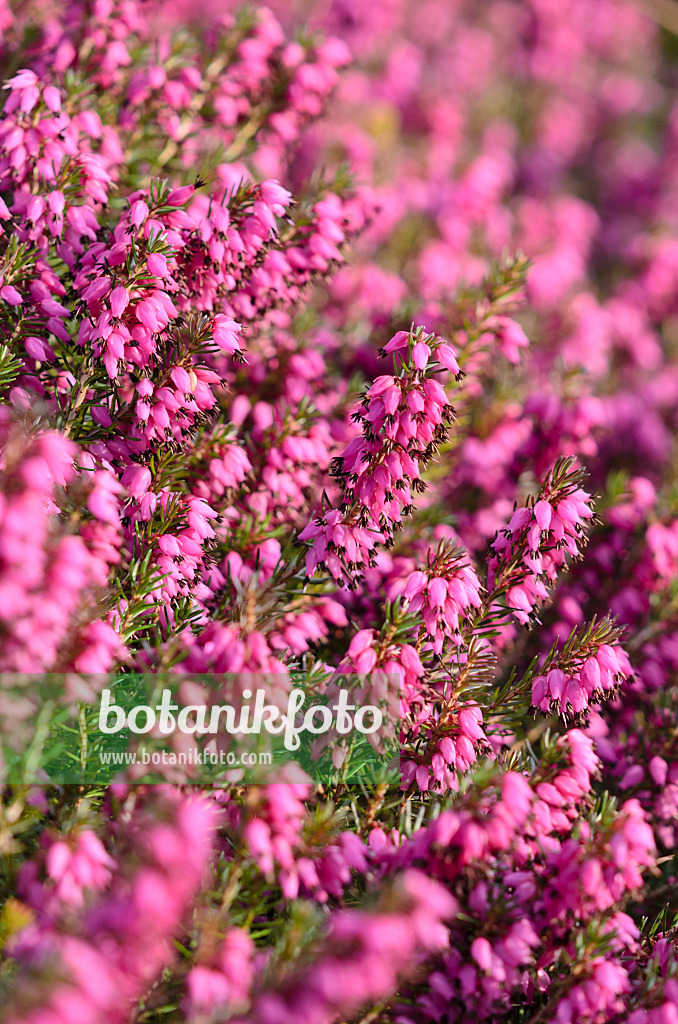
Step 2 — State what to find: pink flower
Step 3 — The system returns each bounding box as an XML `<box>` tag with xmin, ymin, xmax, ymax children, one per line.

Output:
<box><xmin>121</xmin><ymin>463</ymin><xmax>152</xmax><ymax>499</ymax></box>
<box><xmin>110</xmin><ymin>285</ymin><xmax>129</xmax><ymax>317</ymax></box>
<box><xmin>130</xmin><ymin>199</ymin><xmax>149</xmax><ymax>227</ymax></box>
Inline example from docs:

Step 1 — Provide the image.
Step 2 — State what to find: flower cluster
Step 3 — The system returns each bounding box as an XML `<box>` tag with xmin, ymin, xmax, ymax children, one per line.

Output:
<box><xmin>488</xmin><ymin>459</ymin><xmax>595</xmax><ymax>626</ymax></box>
<box><xmin>401</xmin><ymin>540</ymin><xmax>483</xmax><ymax>654</ymax></box>
<box><xmin>531</xmin><ymin>628</ymin><xmax>633</xmax><ymax>718</ymax></box>
<box><xmin>4</xmin><ymin>791</ymin><xmax>217</xmax><ymax>1024</ymax></box>
<box><xmin>300</xmin><ymin>328</ymin><xmax>457</xmax><ymax>587</ymax></box>
<box><xmin>0</xmin><ymin>410</ymin><xmax>122</xmax><ymax>673</ymax></box>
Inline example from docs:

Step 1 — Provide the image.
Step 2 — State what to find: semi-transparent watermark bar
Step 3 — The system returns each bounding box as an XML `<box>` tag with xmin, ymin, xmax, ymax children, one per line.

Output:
<box><xmin>0</xmin><ymin>672</ymin><xmax>401</xmax><ymax>785</ymax></box>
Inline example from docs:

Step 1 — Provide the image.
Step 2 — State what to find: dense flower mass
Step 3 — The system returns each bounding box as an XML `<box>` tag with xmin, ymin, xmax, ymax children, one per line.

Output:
<box><xmin>2</xmin><ymin>0</ymin><xmax>678</xmax><ymax>1022</ymax></box>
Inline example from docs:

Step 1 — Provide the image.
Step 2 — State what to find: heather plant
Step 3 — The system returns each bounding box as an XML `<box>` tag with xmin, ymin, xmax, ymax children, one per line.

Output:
<box><xmin>1</xmin><ymin>1</ymin><xmax>678</xmax><ymax>1023</ymax></box>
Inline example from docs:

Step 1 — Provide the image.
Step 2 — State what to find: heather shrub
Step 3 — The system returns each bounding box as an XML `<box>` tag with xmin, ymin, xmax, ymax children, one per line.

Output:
<box><xmin>1</xmin><ymin>2</ymin><xmax>678</xmax><ymax>1023</ymax></box>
